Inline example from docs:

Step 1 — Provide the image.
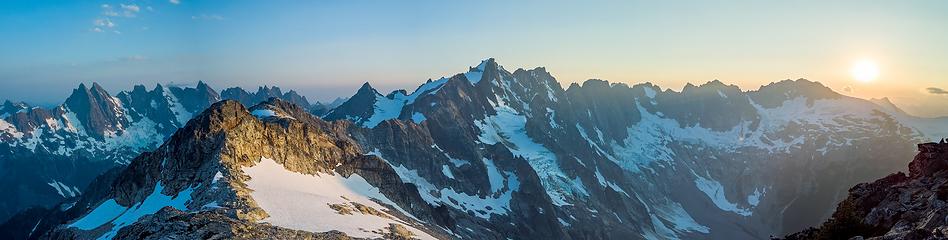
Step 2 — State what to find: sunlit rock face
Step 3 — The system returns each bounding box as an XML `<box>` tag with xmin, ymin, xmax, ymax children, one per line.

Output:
<box><xmin>5</xmin><ymin>59</ymin><xmax>948</xmax><ymax>239</ymax></box>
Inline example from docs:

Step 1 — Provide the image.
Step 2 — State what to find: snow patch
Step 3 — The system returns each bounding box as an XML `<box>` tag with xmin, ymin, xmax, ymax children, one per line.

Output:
<box><xmin>644</xmin><ymin>87</ymin><xmax>657</xmax><ymax>98</ymax></box>
<box><xmin>162</xmin><ymin>87</ymin><xmax>193</xmax><ymax>126</ymax></box>
<box><xmin>653</xmin><ymin>201</ymin><xmax>710</xmax><ymax>234</ymax></box>
<box><xmin>441</xmin><ymin>165</ymin><xmax>455</xmax><ymax>179</ymax></box>
<box><xmin>464</xmin><ymin>60</ymin><xmax>489</xmax><ymax>84</ymax></box>
<box><xmin>594</xmin><ymin>168</ymin><xmax>628</xmax><ymax>196</ymax></box>
<box><xmin>357</xmin><ymin>78</ymin><xmax>448</xmax><ymax>128</ymax></box>
<box><xmin>411</xmin><ymin>112</ymin><xmax>427</xmax><ymax>123</ymax></box>
<box><xmin>475</xmin><ymin>104</ymin><xmax>577</xmax><ymax>206</ymax></box>
<box><xmin>369</xmin><ymin>150</ymin><xmax>518</xmax><ymax>219</ymax></box>
<box><xmin>482</xmin><ymin>158</ymin><xmax>506</xmax><ymax>192</ymax></box>
<box><xmin>693</xmin><ymin>173</ymin><xmax>752</xmax><ymax>216</ymax></box>
<box><xmin>610</xmin><ymin>102</ymin><xmax>764</xmax><ymax>172</ymax></box>
<box><xmin>558</xmin><ymin>218</ymin><xmax>571</xmax><ymax>227</ymax></box>
<box><xmin>0</xmin><ymin>119</ymin><xmax>22</xmax><ymax>139</ymax></box>
<box><xmin>103</xmin><ymin>117</ymin><xmax>164</xmax><ymax>155</ymax></box>
<box><xmin>748</xmin><ymin>188</ymin><xmax>765</xmax><ymax>207</ymax></box>
<box><xmin>432</xmin><ymin>144</ymin><xmax>469</xmax><ymax>167</ymax></box>
<box><xmin>47</xmin><ymin>181</ymin><xmax>77</xmax><ymax>198</ymax></box>
<box><xmin>363</xmin><ymin>94</ymin><xmax>405</xmax><ymax>128</ymax></box>
<box><xmin>69</xmin><ymin>183</ymin><xmax>193</xmax><ymax>240</ymax></box>
<box><xmin>251</xmin><ymin>109</ymin><xmax>276</xmax><ymax>118</ymax></box>
<box><xmin>244</xmin><ymin>157</ymin><xmax>434</xmax><ymax>239</ymax></box>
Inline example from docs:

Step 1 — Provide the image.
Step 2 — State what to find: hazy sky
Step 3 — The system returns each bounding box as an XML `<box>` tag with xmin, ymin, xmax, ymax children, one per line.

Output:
<box><xmin>1</xmin><ymin>1</ymin><xmax>946</xmax><ymax>116</ymax></box>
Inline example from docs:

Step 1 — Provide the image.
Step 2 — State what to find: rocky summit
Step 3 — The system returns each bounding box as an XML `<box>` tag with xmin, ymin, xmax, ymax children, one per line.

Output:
<box><xmin>785</xmin><ymin>141</ymin><xmax>948</xmax><ymax>240</ymax></box>
<box><xmin>3</xmin><ymin>59</ymin><xmax>948</xmax><ymax>239</ymax></box>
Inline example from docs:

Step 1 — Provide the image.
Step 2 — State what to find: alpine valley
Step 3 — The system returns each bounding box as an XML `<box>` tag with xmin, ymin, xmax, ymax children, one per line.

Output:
<box><xmin>2</xmin><ymin>59</ymin><xmax>947</xmax><ymax>239</ymax></box>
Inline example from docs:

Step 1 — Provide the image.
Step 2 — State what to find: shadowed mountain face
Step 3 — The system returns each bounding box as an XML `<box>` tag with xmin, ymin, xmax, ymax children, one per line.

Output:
<box><xmin>3</xmin><ymin>59</ymin><xmax>948</xmax><ymax>239</ymax></box>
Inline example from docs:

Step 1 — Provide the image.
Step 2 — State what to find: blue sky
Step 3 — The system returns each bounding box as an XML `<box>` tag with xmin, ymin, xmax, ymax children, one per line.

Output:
<box><xmin>1</xmin><ymin>1</ymin><xmax>947</xmax><ymax>116</ymax></box>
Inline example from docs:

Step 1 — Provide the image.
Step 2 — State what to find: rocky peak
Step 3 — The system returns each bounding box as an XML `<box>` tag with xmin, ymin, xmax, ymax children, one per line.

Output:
<box><xmin>356</xmin><ymin>82</ymin><xmax>379</xmax><ymax>95</ymax></box>
<box><xmin>220</xmin><ymin>87</ymin><xmax>250</xmax><ymax>98</ymax></box>
<box><xmin>196</xmin><ymin>81</ymin><xmax>212</xmax><ymax>92</ymax></box>
<box><xmin>470</xmin><ymin>58</ymin><xmax>494</xmax><ymax>75</ymax></box>
<box><xmin>750</xmin><ymin>78</ymin><xmax>842</xmax><ymax>108</ymax></box>
<box><xmin>108</xmin><ymin>98</ymin><xmax>348</xmax><ymax>208</ymax></box>
<box><xmin>43</xmin><ymin>98</ymin><xmax>449</xmax><ymax>239</ymax></box>
<box><xmin>325</xmin><ymin>97</ymin><xmax>348</xmax><ymax>108</ymax></box>
<box><xmin>563</xmin><ymin>79</ymin><xmax>644</xmax><ymax>142</ymax></box>
<box><xmin>650</xmin><ymin>79</ymin><xmax>760</xmax><ymax>131</ymax></box>
<box><xmin>386</xmin><ymin>89</ymin><xmax>408</xmax><ymax>98</ymax></box>
<box><xmin>167</xmin><ymin>82</ymin><xmax>221</xmax><ymax>114</ymax></box>
<box><xmin>89</xmin><ymin>83</ymin><xmax>111</xmax><ymax>98</ymax></box>
<box><xmin>280</xmin><ymin>90</ymin><xmax>311</xmax><ymax>107</ymax></box>
<box><xmin>322</xmin><ymin>82</ymin><xmax>380</xmax><ymax>121</ymax></box>
<box><xmin>194</xmin><ymin>81</ymin><xmax>221</xmax><ymax>101</ymax></box>
<box><xmin>632</xmin><ymin>82</ymin><xmax>662</xmax><ymax>96</ymax></box>
<box><xmin>252</xmin><ymin>86</ymin><xmax>286</xmax><ymax>104</ymax></box>
<box><xmin>130</xmin><ymin>85</ymin><xmax>148</xmax><ymax>95</ymax></box>
<box><xmin>678</xmin><ymin>79</ymin><xmax>744</xmax><ymax>101</ymax></box>
<box><xmin>0</xmin><ymin>100</ymin><xmax>28</xmax><ymax>118</ymax></box>
<box><xmin>566</xmin><ymin>82</ymin><xmax>582</xmax><ymax>91</ymax></box>
<box><xmin>220</xmin><ymin>86</ymin><xmax>313</xmax><ymax>110</ymax></box>
<box><xmin>909</xmin><ymin>142</ymin><xmax>948</xmax><ymax>178</ymax></box>
<box><xmin>152</xmin><ymin>83</ymin><xmax>165</xmax><ymax>93</ymax></box>
<box><xmin>1</xmin><ymin>100</ymin><xmax>27</xmax><ymax>110</ymax></box>
<box><xmin>869</xmin><ymin>97</ymin><xmax>908</xmax><ymax>115</ymax></box>
<box><xmin>63</xmin><ymin>82</ymin><xmax>128</xmax><ymax>139</ymax></box>
<box><xmin>580</xmin><ymin>79</ymin><xmax>610</xmax><ymax>89</ymax></box>
<box><xmin>690</xmin><ymin>79</ymin><xmax>736</xmax><ymax>91</ymax></box>
<box><xmin>219</xmin><ymin>87</ymin><xmax>253</xmax><ymax>106</ymax></box>
<box><xmin>65</xmin><ymin>83</ymin><xmax>90</xmax><ymax>103</ymax></box>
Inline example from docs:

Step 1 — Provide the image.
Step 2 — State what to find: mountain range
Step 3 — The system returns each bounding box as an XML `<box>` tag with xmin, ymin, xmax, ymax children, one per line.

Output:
<box><xmin>2</xmin><ymin>58</ymin><xmax>947</xmax><ymax>239</ymax></box>
<box><xmin>0</xmin><ymin>82</ymin><xmax>344</xmax><ymax>223</ymax></box>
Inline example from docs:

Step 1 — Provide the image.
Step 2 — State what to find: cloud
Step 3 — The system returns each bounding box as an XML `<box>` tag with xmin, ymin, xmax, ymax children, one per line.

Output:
<box><xmin>92</xmin><ymin>3</ymin><xmax>143</xmax><ymax>33</ymax></box>
<box><xmin>101</xmin><ymin>3</ymin><xmax>138</xmax><ymax>18</ymax></box>
<box><xmin>121</xmin><ymin>4</ymin><xmax>140</xmax><ymax>13</ymax></box>
<box><xmin>927</xmin><ymin>87</ymin><xmax>948</xmax><ymax>95</ymax></box>
<box><xmin>842</xmin><ymin>85</ymin><xmax>853</xmax><ymax>93</ymax></box>
<box><xmin>101</xmin><ymin>4</ymin><xmax>119</xmax><ymax>17</ymax></box>
<box><xmin>169</xmin><ymin>0</ymin><xmax>181</xmax><ymax>5</ymax></box>
<box><xmin>119</xmin><ymin>4</ymin><xmax>139</xmax><ymax>17</ymax></box>
<box><xmin>192</xmin><ymin>14</ymin><xmax>224</xmax><ymax>21</ymax></box>
<box><xmin>94</xmin><ymin>18</ymin><xmax>116</xmax><ymax>28</ymax></box>
<box><xmin>122</xmin><ymin>55</ymin><xmax>147</xmax><ymax>61</ymax></box>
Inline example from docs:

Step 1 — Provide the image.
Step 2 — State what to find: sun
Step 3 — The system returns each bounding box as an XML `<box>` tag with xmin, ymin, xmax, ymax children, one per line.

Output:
<box><xmin>851</xmin><ymin>59</ymin><xmax>879</xmax><ymax>82</ymax></box>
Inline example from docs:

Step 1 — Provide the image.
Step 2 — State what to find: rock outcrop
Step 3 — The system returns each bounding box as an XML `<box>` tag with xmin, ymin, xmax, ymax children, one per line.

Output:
<box><xmin>114</xmin><ymin>207</ymin><xmax>352</xmax><ymax>240</ymax></box>
<box><xmin>785</xmin><ymin>141</ymin><xmax>948</xmax><ymax>240</ymax></box>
